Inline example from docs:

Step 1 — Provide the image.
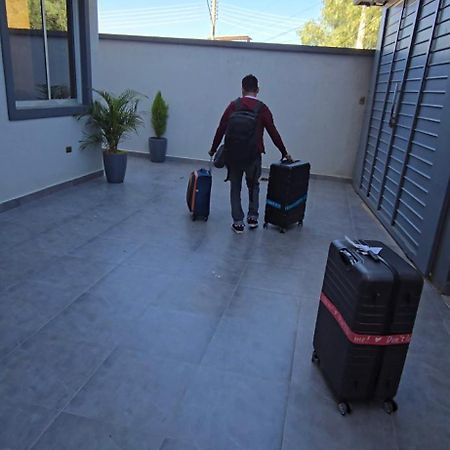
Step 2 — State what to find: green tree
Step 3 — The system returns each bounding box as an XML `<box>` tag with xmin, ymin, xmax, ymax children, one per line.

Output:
<box><xmin>298</xmin><ymin>0</ymin><xmax>382</xmax><ymax>49</ymax></box>
<box><xmin>29</xmin><ymin>0</ymin><xmax>68</xmax><ymax>31</ymax></box>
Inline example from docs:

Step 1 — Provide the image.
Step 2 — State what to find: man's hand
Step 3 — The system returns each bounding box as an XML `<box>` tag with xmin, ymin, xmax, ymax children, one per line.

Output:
<box><xmin>284</xmin><ymin>153</ymin><xmax>294</xmax><ymax>163</ymax></box>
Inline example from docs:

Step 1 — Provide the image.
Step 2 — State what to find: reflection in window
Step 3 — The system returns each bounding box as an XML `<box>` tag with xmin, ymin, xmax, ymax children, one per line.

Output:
<box><xmin>5</xmin><ymin>0</ymin><xmax>76</xmax><ymax>102</ymax></box>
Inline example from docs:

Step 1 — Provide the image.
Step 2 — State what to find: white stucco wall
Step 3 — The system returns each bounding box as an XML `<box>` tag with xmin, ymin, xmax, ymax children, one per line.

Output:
<box><xmin>0</xmin><ymin>0</ymin><xmax>102</xmax><ymax>205</ymax></box>
<box><xmin>97</xmin><ymin>36</ymin><xmax>374</xmax><ymax>179</ymax></box>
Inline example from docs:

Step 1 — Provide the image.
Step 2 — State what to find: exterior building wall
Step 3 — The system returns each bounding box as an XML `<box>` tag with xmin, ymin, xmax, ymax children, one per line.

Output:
<box><xmin>98</xmin><ymin>35</ymin><xmax>375</xmax><ymax>179</ymax></box>
<box><xmin>0</xmin><ymin>0</ymin><xmax>101</xmax><ymax>206</ymax></box>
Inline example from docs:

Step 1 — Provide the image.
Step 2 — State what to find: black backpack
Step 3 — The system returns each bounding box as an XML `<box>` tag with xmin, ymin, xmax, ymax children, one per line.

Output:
<box><xmin>224</xmin><ymin>98</ymin><xmax>263</xmax><ymax>167</ymax></box>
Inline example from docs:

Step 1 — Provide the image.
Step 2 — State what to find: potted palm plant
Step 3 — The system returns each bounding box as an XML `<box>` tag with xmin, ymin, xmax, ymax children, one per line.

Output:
<box><xmin>149</xmin><ymin>91</ymin><xmax>169</xmax><ymax>162</ymax></box>
<box><xmin>80</xmin><ymin>89</ymin><xmax>144</xmax><ymax>183</ymax></box>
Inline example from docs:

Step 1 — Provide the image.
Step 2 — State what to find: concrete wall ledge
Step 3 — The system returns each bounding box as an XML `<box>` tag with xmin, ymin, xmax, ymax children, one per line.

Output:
<box><xmin>99</xmin><ymin>33</ymin><xmax>375</xmax><ymax>57</ymax></box>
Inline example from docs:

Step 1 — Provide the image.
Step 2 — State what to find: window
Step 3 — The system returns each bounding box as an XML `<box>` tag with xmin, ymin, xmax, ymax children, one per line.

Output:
<box><xmin>0</xmin><ymin>0</ymin><xmax>91</xmax><ymax>120</ymax></box>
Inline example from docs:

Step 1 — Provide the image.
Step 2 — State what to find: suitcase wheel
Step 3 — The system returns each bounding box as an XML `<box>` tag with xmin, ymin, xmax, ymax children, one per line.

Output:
<box><xmin>311</xmin><ymin>350</ymin><xmax>320</xmax><ymax>364</ymax></box>
<box><xmin>279</xmin><ymin>227</ymin><xmax>286</xmax><ymax>234</ymax></box>
<box><xmin>263</xmin><ymin>223</ymin><xmax>268</xmax><ymax>229</ymax></box>
<box><xmin>382</xmin><ymin>399</ymin><xmax>398</xmax><ymax>415</ymax></box>
<box><xmin>338</xmin><ymin>402</ymin><xmax>351</xmax><ymax>416</ymax></box>
<box><xmin>203</xmin><ymin>216</ymin><xmax>208</xmax><ymax>222</ymax></box>
<box><xmin>298</xmin><ymin>221</ymin><xmax>303</xmax><ymax>227</ymax></box>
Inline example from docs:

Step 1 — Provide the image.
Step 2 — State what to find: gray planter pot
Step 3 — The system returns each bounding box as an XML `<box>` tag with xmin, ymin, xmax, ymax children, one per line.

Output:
<box><xmin>149</xmin><ymin>137</ymin><xmax>167</xmax><ymax>162</ymax></box>
<box><xmin>103</xmin><ymin>151</ymin><xmax>127</xmax><ymax>183</ymax></box>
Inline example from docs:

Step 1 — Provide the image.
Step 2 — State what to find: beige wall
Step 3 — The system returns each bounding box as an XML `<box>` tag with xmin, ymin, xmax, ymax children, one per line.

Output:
<box><xmin>97</xmin><ymin>36</ymin><xmax>375</xmax><ymax>179</ymax></box>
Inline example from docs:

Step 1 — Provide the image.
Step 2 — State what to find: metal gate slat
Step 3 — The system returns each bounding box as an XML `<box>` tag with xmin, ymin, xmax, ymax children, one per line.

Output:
<box><xmin>408</xmin><ymin>152</ymin><xmax>434</xmax><ymax>167</ymax></box>
<box><xmin>398</xmin><ymin>187</ymin><xmax>427</xmax><ymax>208</ymax></box>
<box><xmin>394</xmin><ymin>219</ymin><xmax>420</xmax><ymax>248</ymax></box>
<box><xmin>384</xmin><ymin>184</ymin><xmax>398</xmax><ymax>197</ymax></box>
<box><xmin>414</xmin><ymin>128</ymin><xmax>439</xmax><ymax>137</ymax></box>
<box><xmin>421</xmin><ymin>88</ymin><xmax>447</xmax><ymax>92</ymax></box>
<box><xmin>428</xmin><ymin>58</ymin><xmax>450</xmax><ymax>66</ymax></box>
<box><xmin>390</xmin><ymin>0</ymin><xmax>445</xmax><ymax>228</ymax></box>
<box><xmin>419</xmin><ymin>101</ymin><xmax>444</xmax><ymax>107</ymax></box>
<box><xmin>396</xmin><ymin>208</ymin><xmax>422</xmax><ymax>234</ymax></box>
<box><xmin>399</xmin><ymin>196</ymin><xmax>425</xmax><ymax>218</ymax></box>
<box><xmin>416</xmin><ymin>114</ymin><xmax>441</xmax><ymax>121</ymax></box>
<box><xmin>404</xmin><ymin>175</ymin><xmax>429</xmax><ymax>193</ymax></box>
<box><xmin>405</xmin><ymin>162</ymin><xmax>432</xmax><ymax>180</ymax></box>
<box><xmin>397</xmin><ymin>123</ymin><xmax>414</xmax><ymax>129</ymax></box>
<box><xmin>411</xmin><ymin>139</ymin><xmax>436</xmax><ymax>151</ymax></box>
<box><xmin>390</xmin><ymin>157</ymin><xmax>404</xmax><ymax>167</ymax></box>
<box><xmin>362</xmin><ymin>1</ymin><xmax>408</xmax><ymax>194</ymax></box>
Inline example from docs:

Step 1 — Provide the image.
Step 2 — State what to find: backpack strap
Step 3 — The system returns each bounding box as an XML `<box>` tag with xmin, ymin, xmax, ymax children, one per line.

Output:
<box><xmin>253</xmin><ymin>100</ymin><xmax>264</xmax><ymax>116</ymax></box>
<box><xmin>234</xmin><ymin>97</ymin><xmax>264</xmax><ymax>115</ymax></box>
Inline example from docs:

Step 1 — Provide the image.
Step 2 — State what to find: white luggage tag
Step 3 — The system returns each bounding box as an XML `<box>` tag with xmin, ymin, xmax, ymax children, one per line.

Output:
<box><xmin>344</xmin><ymin>237</ymin><xmax>383</xmax><ymax>256</ymax></box>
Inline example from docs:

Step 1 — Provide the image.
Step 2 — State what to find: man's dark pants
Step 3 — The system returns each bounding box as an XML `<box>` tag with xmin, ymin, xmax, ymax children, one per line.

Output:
<box><xmin>228</xmin><ymin>156</ymin><xmax>262</xmax><ymax>225</ymax></box>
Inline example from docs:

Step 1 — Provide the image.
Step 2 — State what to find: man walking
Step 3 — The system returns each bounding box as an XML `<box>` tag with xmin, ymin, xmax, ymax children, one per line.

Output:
<box><xmin>209</xmin><ymin>74</ymin><xmax>292</xmax><ymax>233</ymax></box>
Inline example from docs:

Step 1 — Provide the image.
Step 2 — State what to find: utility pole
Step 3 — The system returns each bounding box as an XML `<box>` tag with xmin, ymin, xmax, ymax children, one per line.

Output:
<box><xmin>355</xmin><ymin>5</ymin><xmax>367</xmax><ymax>49</ymax></box>
<box><xmin>211</xmin><ymin>0</ymin><xmax>218</xmax><ymax>39</ymax></box>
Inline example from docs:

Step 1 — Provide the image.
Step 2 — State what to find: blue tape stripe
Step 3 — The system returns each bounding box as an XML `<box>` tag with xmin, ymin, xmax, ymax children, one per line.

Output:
<box><xmin>266</xmin><ymin>194</ymin><xmax>307</xmax><ymax>211</ymax></box>
<box><xmin>286</xmin><ymin>194</ymin><xmax>307</xmax><ymax>211</ymax></box>
<box><xmin>266</xmin><ymin>199</ymin><xmax>282</xmax><ymax>209</ymax></box>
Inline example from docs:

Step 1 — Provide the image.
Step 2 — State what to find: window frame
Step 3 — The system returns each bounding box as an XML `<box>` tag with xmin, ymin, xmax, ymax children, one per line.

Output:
<box><xmin>0</xmin><ymin>0</ymin><xmax>92</xmax><ymax>120</ymax></box>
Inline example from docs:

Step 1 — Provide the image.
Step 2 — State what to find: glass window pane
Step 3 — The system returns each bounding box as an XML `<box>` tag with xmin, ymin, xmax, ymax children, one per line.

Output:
<box><xmin>45</xmin><ymin>0</ymin><xmax>76</xmax><ymax>99</ymax></box>
<box><xmin>6</xmin><ymin>0</ymin><xmax>48</xmax><ymax>100</ymax></box>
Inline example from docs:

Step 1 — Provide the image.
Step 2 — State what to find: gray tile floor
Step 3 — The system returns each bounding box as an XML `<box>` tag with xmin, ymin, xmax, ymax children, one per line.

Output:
<box><xmin>0</xmin><ymin>156</ymin><xmax>449</xmax><ymax>450</ymax></box>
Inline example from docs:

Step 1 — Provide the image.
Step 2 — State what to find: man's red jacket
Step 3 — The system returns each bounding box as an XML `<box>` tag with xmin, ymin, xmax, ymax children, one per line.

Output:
<box><xmin>210</xmin><ymin>96</ymin><xmax>287</xmax><ymax>158</ymax></box>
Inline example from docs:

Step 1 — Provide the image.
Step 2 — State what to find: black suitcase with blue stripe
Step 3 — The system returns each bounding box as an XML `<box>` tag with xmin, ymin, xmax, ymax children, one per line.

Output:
<box><xmin>264</xmin><ymin>160</ymin><xmax>310</xmax><ymax>232</ymax></box>
<box><xmin>186</xmin><ymin>168</ymin><xmax>212</xmax><ymax>221</ymax></box>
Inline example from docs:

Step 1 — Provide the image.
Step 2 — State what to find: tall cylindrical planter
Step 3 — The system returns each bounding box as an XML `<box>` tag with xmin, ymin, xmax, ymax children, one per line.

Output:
<box><xmin>103</xmin><ymin>151</ymin><xmax>127</xmax><ymax>183</ymax></box>
<box><xmin>149</xmin><ymin>137</ymin><xmax>167</xmax><ymax>162</ymax></box>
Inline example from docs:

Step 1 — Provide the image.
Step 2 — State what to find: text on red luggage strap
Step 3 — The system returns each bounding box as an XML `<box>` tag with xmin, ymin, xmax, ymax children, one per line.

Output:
<box><xmin>320</xmin><ymin>292</ymin><xmax>412</xmax><ymax>346</ymax></box>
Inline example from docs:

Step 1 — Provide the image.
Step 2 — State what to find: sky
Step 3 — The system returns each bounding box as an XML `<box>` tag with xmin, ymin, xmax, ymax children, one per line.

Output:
<box><xmin>98</xmin><ymin>0</ymin><xmax>323</xmax><ymax>45</ymax></box>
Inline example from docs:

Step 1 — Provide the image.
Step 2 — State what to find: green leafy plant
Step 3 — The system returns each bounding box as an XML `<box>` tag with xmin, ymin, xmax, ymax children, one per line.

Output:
<box><xmin>298</xmin><ymin>1</ymin><xmax>381</xmax><ymax>50</ymax></box>
<box><xmin>79</xmin><ymin>89</ymin><xmax>144</xmax><ymax>153</ymax></box>
<box><xmin>29</xmin><ymin>0</ymin><xmax>68</xmax><ymax>31</ymax></box>
<box><xmin>151</xmin><ymin>91</ymin><xmax>169</xmax><ymax>138</ymax></box>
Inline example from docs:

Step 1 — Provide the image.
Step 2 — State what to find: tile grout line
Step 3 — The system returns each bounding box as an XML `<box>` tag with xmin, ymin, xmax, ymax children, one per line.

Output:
<box><xmin>27</xmin><ymin>345</ymin><xmax>119</xmax><ymax>450</ymax></box>
<box><xmin>0</xmin><ymin>204</ymin><xmax>139</xmax><ymax>297</ymax></box>
<box><xmin>4</xmin><ymin>201</ymin><xmax>102</xmax><ymax>252</ymax></box>
<box><xmin>345</xmin><ymin>183</ymin><xmax>359</xmax><ymax>237</ymax></box>
<box><xmin>197</xmin><ymin>247</ymin><xmax>253</xmax><ymax>366</ymax></box>
<box><xmin>160</xmin><ymin>246</ymin><xmax>254</xmax><ymax>446</ymax></box>
<box><xmin>279</xmin><ymin>287</ymin><xmax>305</xmax><ymax>450</ymax></box>
<box><xmin>0</xmin><ymin>206</ymin><xmax>147</xmax><ymax>364</ymax></box>
<box><xmin>391</xmin><ymin>413</ymin><xmax>402</xmax><ymax>450</ymax></box>
<box><xmin>0</xmin><ymin>255</ymin><xmax>125</xmax><ymax>365</ymax></box>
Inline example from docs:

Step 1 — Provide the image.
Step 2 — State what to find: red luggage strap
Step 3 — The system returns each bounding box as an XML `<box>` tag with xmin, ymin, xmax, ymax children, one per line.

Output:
<box><xmin>320</xmin><ymin>292</ymin><xmax>412</xmax><ymax>346</ymax></box>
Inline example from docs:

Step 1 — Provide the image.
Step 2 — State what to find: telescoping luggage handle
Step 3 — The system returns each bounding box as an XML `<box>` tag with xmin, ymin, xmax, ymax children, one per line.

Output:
<box><xmin>280</xmin><ymin>157</ymin><xmax>300</xmax><ymax>164</ymax></box>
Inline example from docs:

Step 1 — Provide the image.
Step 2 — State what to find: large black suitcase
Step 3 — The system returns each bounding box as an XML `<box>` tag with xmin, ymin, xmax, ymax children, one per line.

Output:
<box><xmin>186</xmin><ymin>168</ymin><xmax>212</xmax><ymax>221</ymax></box>
<box><xmin>263</xmin><ymin>160</ymin><xmax>310</xmax><ymax>232</ymax></box>
<box><xmin>312</xmin><ymin>239</ymin><xmax>423</xmax><ymax>415</ymax></box>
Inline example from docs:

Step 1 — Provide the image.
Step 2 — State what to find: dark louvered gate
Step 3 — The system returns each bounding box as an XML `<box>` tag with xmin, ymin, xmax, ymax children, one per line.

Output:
<box><xmin>356</xmin><ymin>0</ymin><xmax>450</xmax><ymax>275</ymax></box>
